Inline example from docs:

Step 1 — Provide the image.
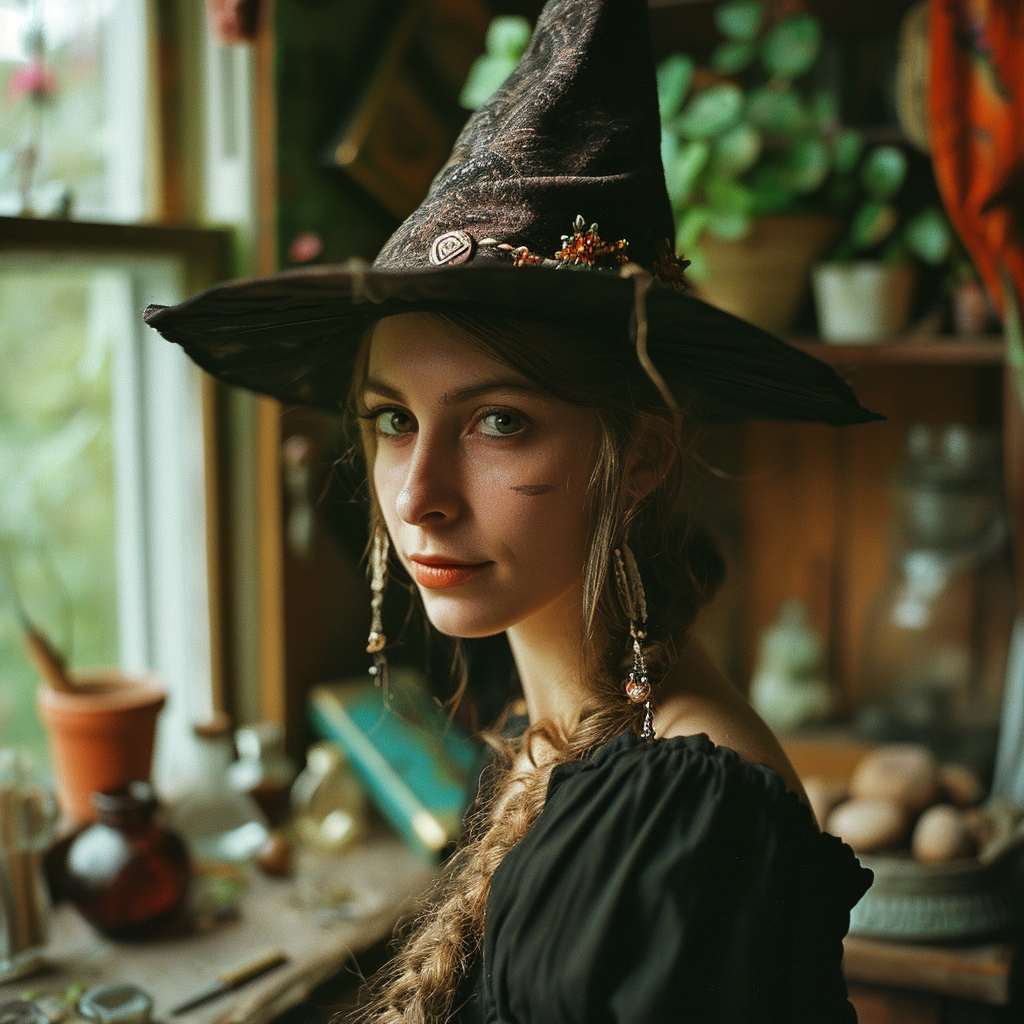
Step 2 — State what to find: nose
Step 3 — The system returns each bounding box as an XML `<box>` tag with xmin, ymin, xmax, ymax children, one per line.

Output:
<box><xmin>395</xmin><ymin>433</ymin><xmax>460</xmax><ymax>526</ymax></box>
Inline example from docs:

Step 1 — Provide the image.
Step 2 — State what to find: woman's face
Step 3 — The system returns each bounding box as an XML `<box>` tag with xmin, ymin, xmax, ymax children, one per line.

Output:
<box><xmin>364</xmin><ymin>313</ymin><xmax>599</xmax><ymax>639</ymax></box>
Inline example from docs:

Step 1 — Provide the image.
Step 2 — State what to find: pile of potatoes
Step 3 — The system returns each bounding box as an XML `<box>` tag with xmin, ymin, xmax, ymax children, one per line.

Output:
<box><xmin>808</xmin><ymin>744</ymin><xmax>993</xmax><ymax>863</ymax></box>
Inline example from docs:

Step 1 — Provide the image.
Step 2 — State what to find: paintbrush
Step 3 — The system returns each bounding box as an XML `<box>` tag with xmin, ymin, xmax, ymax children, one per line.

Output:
<box><xmin>0</xmin><ymin>548</ymin><xmax>75</xmax><ymax>693</ymax></box>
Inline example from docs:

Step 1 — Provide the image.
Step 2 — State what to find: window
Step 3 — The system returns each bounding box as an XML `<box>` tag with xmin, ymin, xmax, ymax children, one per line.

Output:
<box><xmin>0</xmin><ymin>221</ymin><xmax>229</xmax><ymax>788</ymax></box>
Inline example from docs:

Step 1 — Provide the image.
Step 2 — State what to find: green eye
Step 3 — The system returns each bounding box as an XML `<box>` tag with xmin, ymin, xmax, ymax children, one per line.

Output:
<box><xmin>479</xmin><ymin>411</ymin><xmax>523</xmax><ymax>436</ymax></box>
<box><xmin>376</xmin><ymin>410</ymin><xmax>413</xmax><ymax>436</ymax></box>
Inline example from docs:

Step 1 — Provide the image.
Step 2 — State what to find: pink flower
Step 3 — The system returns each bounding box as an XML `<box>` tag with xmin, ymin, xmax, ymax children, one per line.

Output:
<box><xmin>6</xmin><ymin>59</ymin><xmax>58</xmax><ymax>107</ymax></box>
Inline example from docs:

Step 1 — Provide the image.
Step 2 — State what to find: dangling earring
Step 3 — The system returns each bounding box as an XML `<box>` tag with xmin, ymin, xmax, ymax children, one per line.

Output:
<box><xmin>613</xmin><ymin>544</ymin><xmax>655</xmax><ymax>740</ymax></box>
<box><xmin>367</xmin><ymin>525</ymin><xmax>389</xmax><ymax>694</ymax></box>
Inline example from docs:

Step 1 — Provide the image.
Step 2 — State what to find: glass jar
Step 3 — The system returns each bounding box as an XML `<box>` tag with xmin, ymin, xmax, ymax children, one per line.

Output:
<box><xmin>63</xmin><ymin>782</ymin><xmax>190</xmax><ymax>938</ymax></box>
<box><xmin>858</xmin><ymin>424</ymin><xmax>1016</xmax><ymax>766</ymax></box>
<box><xmin>0</xmin><ymin>749</ymin><xmax>56</xmax><ymax>981</ymax></box>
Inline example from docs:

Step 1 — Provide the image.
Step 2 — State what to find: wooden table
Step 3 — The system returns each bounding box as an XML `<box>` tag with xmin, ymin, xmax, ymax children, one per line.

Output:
<box><xmin>0</xmin><ymin>836</ymin><xmax>435</xmax><ymax>1024</ymax></box>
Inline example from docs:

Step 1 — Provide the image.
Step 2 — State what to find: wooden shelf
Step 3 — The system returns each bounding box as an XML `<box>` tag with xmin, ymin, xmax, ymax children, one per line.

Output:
<box><xmin>788</xmin><ymin>336</ymin><xmax>1005</xmax><ymax>367</ymax></box>
<box><xmin>844</xmin><ymin>936</ymin><xmax>1014</xmax><ymax>1007</ymax></box>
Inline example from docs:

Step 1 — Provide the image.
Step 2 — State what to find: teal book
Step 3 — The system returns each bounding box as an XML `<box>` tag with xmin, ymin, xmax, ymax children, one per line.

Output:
<box><xmin>309</xmin><ymin>669</ymin><xmax>478</xmax><ymax>861</ymax></box>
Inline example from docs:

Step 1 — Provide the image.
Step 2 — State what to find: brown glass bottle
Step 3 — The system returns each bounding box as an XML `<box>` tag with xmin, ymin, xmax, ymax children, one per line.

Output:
<box><xmin>63</xmin><ymin>782</ymin><xmax>190</xmax><ymax>938</ymax></box>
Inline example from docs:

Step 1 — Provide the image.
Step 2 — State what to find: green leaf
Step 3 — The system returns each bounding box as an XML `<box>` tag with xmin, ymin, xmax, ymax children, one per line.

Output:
<box><xmin>706</xmin><ymin>209</ymin><xmax>752</xmax><ymax>241</ymax></box>
<box><xmin>677</xmin><ymin>83</ymin><xmax>744</xmax><ymax>140</ymax></box>
<box><xmin>459</xmin><ymin>54</ymin><xmax>519</xmax><ymax>109</ymax></box>
<box><xmin>904</xmin><ymin>207</ymin><xmax>953</xmax><ymax>264</ymax></box>
<box><xmin>746</xmin><ymin>86</ymin><xmax>805</xmax><ymax>136</ymax></box>
<box><xmin>705</xmin><ymin>177</ymin><xmax>753</xmax><ymax>214</ymax></box>
<box><xmin>664</xmin><ymin>136</ymin><xmax>711</xmax><ymax>206</ymax></box>
<box><xmin>832</xmin><ymin>129</ymin><xmax>863</xmax><ymax>175</ymax></box>
<box><xmin>850</xmin><ymin>200</ymin><xmax>899</xmax><ymax>251</ymax></box>
<box><xmin>748</xmin><ymin>163</ymin><xmax>796</xmax><ymax>214</ymax></box>
<box><xmin>714</xmin><ymin>1</ymin><xmax>765</xmax><ymax>43</ymax></box>
<box><xmin>761</xmin><ymin>14</ymin><xmax>822</xmax><ymax>79</ymax></box>
<box><xmin>676</xmin><ymin>206</ymin><xmax>711</xmax><ymax>250</ymax></box>
<box><xmin>811</xmin><ymin>91</ymin><xmax>839</xmax><ymax>131</ymax></box>
<box><xmin>860</xmin><ymin>146</ymin><xmax>907</xmax><ymax>200</ymax></box>
<box><xmin>827</xmin><ymin>177</ymin><xmax>856</xmax><ymax>210</ymax></box>
<box><xmin>711</xmin><ymin>41</ymin><xmax>757</xmax><ymax>75</ymax></box>
<box><xmin>657</xmin><ymin>54</ymin><xmax>695</xmax><ymax>120</ymax></box>
<box><xmin>784</xmin><ymin>136</ymin><xmax>830</xmax><ymax>193</ymax></box>
<box><xmin>485</xmin><ymin>16</ymin><xmax>531</xmax><ymax>60</ymax></box>
<box><xmin>711</xmin><ymin>122</ymin><xmax>762</xmax><ymax>176</ymax></box>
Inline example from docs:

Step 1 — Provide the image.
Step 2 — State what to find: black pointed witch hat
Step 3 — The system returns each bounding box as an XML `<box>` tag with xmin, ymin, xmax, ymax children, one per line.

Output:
<box><xmin>144</xmin><ymin>0</ymin><xmax>880</xmax><ymax>426</ymax></box>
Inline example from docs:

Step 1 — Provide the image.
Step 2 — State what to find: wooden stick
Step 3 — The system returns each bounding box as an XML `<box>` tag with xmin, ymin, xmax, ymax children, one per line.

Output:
<box><xmin>22</xmin><ymin>624</ymin><xmax>76</xmax><ymax>694</ymax></box>
<box><xmin>0</xmin><ymin>548</ymin><xmax>75</xmax><ymax>692</ymax></box>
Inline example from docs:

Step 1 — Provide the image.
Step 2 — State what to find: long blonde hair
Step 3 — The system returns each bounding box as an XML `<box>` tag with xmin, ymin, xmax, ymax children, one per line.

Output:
<box><xmin>346</xmin><ymin>309</ymin><xmax>723</xmax><ymax>1022</ymax></box>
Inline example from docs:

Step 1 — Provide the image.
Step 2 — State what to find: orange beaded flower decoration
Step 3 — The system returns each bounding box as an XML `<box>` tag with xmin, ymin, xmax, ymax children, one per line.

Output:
<box><xmin>555</xmin><ymin>215</ymin><xmax>629</xmax><ymax>267</ymax></box>
<box><xmin>493</xmin><ymin>216</ymin><xmax>689</xmax><ymax>288</ymax></box>
<box><xmin>496</xmin><ymin>215</ymin><xmax>628</xmax><ymax>269</ymax></box>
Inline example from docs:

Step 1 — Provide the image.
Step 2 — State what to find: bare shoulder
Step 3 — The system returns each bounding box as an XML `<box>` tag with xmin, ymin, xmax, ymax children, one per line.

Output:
<box><xmin>653</xmin><ymin>639</ymin><xmax>808</xmax><ymax>804</ymax></box>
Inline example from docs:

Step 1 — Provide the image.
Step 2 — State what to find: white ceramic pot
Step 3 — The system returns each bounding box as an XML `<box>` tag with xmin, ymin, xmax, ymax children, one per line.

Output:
<box><xmin>812</xmin><ymin>261</ymin><xmax>916</xmax><ymax>344</ymax></box>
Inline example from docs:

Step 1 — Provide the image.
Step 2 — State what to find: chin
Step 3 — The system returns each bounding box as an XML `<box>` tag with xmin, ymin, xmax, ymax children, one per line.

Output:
<box><xmin>419</xmin><ymin>592</ymin><xmax>517</xmax><ymax>639</ymax></box>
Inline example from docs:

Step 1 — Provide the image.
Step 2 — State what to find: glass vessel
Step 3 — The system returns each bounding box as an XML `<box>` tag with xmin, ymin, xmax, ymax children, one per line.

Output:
<box><xmin>0</xmin><ymin>749</ymin><xmax>56</xmax><ymax>981</ymax></box>
<box><xmin>167</xmin><ymin>714</ymin><xmax>269</xmax><ymax>864</ymax></box>
<box><xmin>227</xmin><ymin>723</ymin><xmax>297</xmax><ymax>829</ymax></box>
<box><xmin>63</xmin><ymin>782</ymin><xmax>190</xmax><ymax>938</ymax></box>
<box><xmin>858</xmin><ymin>424</ymin><xmax>1016</xmax><ymax>766</ymax></box>
<box><xmin>291</xmin><ymin>743</ymin><xmax>367</xmax><ymax>853</ymax></box>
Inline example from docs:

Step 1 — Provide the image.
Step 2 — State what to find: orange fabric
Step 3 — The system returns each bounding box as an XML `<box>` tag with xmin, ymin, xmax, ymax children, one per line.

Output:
<box><xmin>929</xmin><ymin>0</ymin><xmax>1024</xmax><ymax>319</ymax></box>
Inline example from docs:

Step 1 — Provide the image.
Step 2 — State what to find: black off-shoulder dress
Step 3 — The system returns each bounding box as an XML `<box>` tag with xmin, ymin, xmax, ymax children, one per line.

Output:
<box><xmin>456</xmin><ymin>731</ymin><xmax>873</xmax><ymax>1024</ymax></box>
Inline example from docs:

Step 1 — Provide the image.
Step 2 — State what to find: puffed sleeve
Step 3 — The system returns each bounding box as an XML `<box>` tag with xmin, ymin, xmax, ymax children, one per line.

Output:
<box><xmin>478</xmin><ymin>732</ymin><xmax>872</xmax><ymax>1024</ymax></box>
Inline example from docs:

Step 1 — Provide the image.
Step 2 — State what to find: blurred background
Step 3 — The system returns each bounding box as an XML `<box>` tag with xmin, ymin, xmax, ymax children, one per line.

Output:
<box><xmin>0</xmin><ymin>0</ymin><xmax>1020</xmax><ymax>803</ymax></box>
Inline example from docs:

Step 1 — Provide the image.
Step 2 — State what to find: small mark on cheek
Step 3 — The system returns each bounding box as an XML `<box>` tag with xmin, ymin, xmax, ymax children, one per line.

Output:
<box><xmin>510</xmin><ymin>483</ymin><xmax>556</xmax><ymax>496</ymax></box>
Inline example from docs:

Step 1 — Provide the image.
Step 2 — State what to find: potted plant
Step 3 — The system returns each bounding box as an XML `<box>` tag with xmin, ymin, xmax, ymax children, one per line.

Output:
<box><xmin>658</xmin><ymin>1</ymin><xmax>845</xmax><ymax>332</ymax></box>
<box><xmin>811</xmin><ymin>141</ymin><xmax>953</xmax><ymax>343</ymax></box>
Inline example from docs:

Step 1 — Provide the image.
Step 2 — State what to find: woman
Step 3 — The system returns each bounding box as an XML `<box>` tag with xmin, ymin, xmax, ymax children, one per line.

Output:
<box><xmin>146</xmin><ymin>0</ymin><xmax>877</xmax><ymax>1019</ymax></box>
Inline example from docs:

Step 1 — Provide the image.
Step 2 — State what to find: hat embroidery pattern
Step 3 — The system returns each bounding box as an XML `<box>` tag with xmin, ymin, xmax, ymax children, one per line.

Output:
<box><xmin>458</xmin><ymin>215</ymin><xmax>690</xmax><ymax>287</ymax></box>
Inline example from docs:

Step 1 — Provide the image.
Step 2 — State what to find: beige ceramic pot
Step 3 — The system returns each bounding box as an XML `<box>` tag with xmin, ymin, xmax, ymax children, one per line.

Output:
<box><xmin>696</xmin><ymin>215</ymin><xmax>842</xmax><ymax>334</ymax></box>
<box><xmin>36</xmin><ymin>669</ymin><xmax>165</xmax><ymax>823</ymax></box>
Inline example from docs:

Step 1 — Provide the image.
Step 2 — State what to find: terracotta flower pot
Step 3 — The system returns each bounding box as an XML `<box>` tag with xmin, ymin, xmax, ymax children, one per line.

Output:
<box><xmin>695</xmin><ymin>215</ymin><xmax>843</xmax><ymax>334</ymax></box>
<box><xmin>36</xmin><ymin>670</ymin><xmax>166</xmax><ymax>823</ymax></box>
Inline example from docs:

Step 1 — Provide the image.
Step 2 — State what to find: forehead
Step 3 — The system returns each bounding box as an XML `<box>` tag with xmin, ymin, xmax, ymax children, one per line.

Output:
<box><xmin>366</xmin><ymin>312</ymin><xmax>524</xmax><ymax>385</ymax></box>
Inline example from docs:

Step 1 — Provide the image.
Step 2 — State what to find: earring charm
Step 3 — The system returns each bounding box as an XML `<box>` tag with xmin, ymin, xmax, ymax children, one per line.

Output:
<box><xmin>367</xmin><ymin>526</ymin><xmax>390</xmax><ymax>693</ymax></box>
<box><xmin>613</xmin><ymin>544</ymin><xmax>655</xmax><ymax>740</ymax></box>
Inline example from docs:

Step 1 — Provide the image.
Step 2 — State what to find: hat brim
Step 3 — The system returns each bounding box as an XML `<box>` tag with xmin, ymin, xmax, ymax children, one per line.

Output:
<box><xmin>143</xmin><ymin>263</ymin><xmax>882</xmax><ymax>425</ymax></box>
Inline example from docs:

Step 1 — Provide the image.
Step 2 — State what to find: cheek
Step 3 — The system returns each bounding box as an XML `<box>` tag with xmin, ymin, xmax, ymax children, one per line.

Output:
<box><xmin>487</xmin><ymin>457</ymin><xmax>593</xmax><ymax>569</ymax></box>
<box><xmin>372</xmin><ymin>458</ymin><xmax>405</xmax><ymax>521</ymax></box>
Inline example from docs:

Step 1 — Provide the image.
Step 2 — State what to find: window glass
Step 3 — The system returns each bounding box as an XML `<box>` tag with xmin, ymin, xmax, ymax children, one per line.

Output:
<box><xmin>0</xmin><ymin>0</ymin><xmax>147</xmax><ymax>221</ymax></box>
<box><xmin>0</xmin><ymin>261</ymin><xmax>118</xmax><ymax>758</ymax></box>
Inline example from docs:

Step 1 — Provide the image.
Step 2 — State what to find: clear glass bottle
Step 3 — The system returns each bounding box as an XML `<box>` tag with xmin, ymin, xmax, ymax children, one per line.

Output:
<box><xmin>290</xmin><ymin>743</ymin><xmax>367</xmax><ymax>853</ymax></box>
<box><xmin>167</xmin><ymin>714</ymin><xmax>269</xmax><ymax>864</ymax></box>
<box><xmin>858</xmin><ymin>424</ymin><xmax>1016</xmax><ymax>765</ymax></box>
<box><xmin>227</xmin><ymin>723</ymin><xmax>297</xmax><ymax>829</ymax></box>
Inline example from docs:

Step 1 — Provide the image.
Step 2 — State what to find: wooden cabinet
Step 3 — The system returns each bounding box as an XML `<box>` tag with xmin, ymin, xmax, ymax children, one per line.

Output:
<box><xmin>702</xmin><ymin>335</ymin><xmax>1013</xmax><ymax>709</ymax></box>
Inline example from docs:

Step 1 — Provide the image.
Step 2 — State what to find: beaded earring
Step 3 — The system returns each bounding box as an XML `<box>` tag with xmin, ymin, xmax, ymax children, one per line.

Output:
<box><xmin>366</xmin><ymin>525</ymin><xmax>390</xmax><ymax>694</ymax></box>
<box><xmin>613</xmin><ymin>543</ymin><xmax>655</xmax><ymax>740</ymax></box>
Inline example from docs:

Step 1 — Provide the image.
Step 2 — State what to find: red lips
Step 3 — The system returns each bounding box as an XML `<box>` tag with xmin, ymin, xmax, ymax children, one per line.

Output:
<box><xmin>409</xmin><ymin>557</ymin><xmax>490</xmax><ymax>589</ymax></box>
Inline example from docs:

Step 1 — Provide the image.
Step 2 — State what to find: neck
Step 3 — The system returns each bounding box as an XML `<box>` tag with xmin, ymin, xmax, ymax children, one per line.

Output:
<box><xmin>505</xmin><ymin>584</ymin><xmax>591</xmax><ymax>733</ymax></box>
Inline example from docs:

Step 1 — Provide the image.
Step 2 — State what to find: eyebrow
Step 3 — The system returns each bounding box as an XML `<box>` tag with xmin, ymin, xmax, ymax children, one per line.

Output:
<box><xmin>362</xmin><ymin>375</ymin><xmax>546</xmax><ymax>405</ymax></box>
